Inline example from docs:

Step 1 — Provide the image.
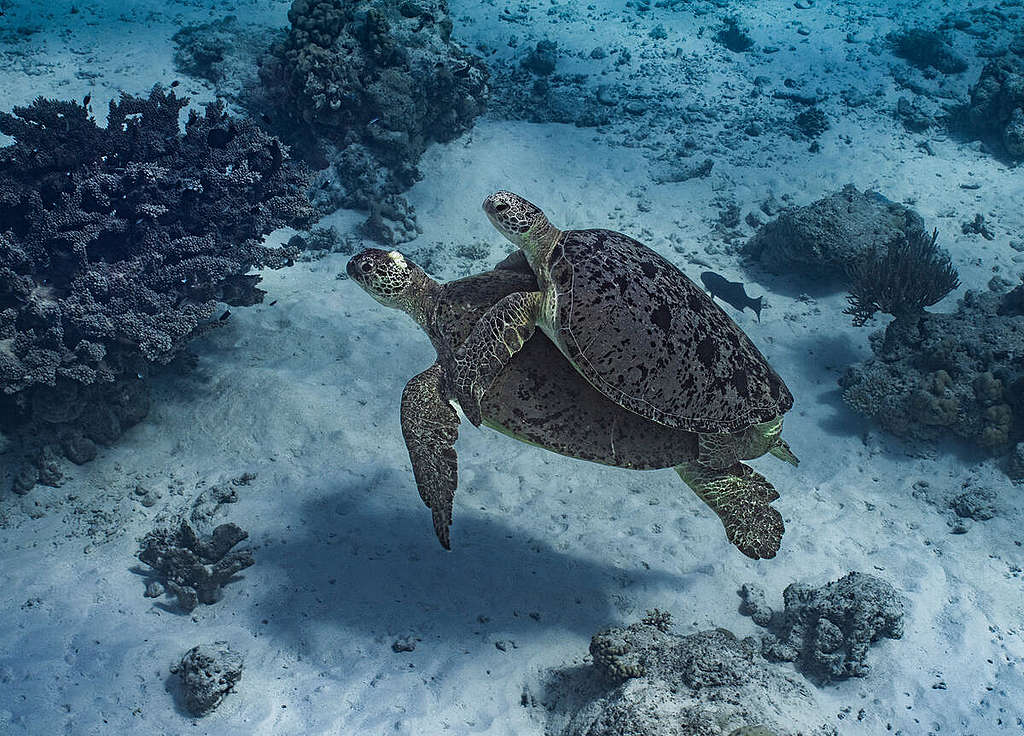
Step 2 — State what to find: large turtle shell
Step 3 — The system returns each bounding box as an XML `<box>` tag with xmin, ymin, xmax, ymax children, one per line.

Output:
<box><xmin>430</xmin><ymin>265</ymin><xmax>699</xmax><ymax>469</ymax></box>
<box><xmin>543</xmin><ymin>229</ymin><xmax>793</xmax><ymax>433</ymax></box>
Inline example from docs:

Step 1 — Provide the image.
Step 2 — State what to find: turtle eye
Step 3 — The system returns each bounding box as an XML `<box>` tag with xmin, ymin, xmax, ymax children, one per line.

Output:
<box><xmin>360</xmin><ymin>262</ymin><xmax>373</xmax><ymax>273</ymax></box>
<box><xmin>493</xmin><ymin>202</ymin><xmax>509</xmax><ymax>213</ymax></box>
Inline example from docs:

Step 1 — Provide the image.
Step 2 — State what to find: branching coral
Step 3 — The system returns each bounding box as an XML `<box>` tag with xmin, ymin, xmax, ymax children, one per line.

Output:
<box><xmin>843</xmin><ymin>228</ymin><xmax>959</xmax><ymax>326</ymax></box>
<box><xmin>138</xmin><ymin>521</ymin><xmax>254</xmax><ymax>612</ymax></box>
<box><xmin>0</xmin><ymin>86</ymin><xmax>314</xmax><ymax>490</ymax></box>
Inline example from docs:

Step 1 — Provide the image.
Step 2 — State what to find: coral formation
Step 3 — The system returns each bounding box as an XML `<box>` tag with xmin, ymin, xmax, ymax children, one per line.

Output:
<box><xmin>840</xmin><ymin>283</ymin><xmax>1024</xmax><ymax>468</ymax></box>
<box><xmin>537</xmin><ymin>618</ymin><xmax>833</xmax><ymax>736</ymax></box>
<box><xmin>137</xmin><ymin>521</ymin><xmax>254</xmax><ymax>612</ymax></box>
<box><xmin>742</xmin><ymin>185</ymin><xmax>925</xmax><ymax>277</ymax></box>
<box><xmin>170</xmin><ymin>642</ymin><xmax>243</xmax><ymax>716</ymax></box>
<box><xmin>740</xmin><ymin>572</ymin><xmax>905</xmax><ymax>684</ymax></box>
<box><xmin>887</xmin><ymin>29</ymin><xmax>967</xmax><ymax>75</ymax></box>
<box><xmin>0</xmin><ymin>87</ymin><xmax>314</xmax><ymax>491</ymax></box>
<box><xmin>953</xmin><ymin>58</ymin><xmax>1024</xmax><ymax>159</ymax></box>
<box><xmin>259</xmin><ymin>0</ymin><xmax>488</xmax><ymax>243</ymax></box>
<box><xmin>843</xmin><ymin>228</ymin><xmax>959</xmax><ymax>326</ymax></box>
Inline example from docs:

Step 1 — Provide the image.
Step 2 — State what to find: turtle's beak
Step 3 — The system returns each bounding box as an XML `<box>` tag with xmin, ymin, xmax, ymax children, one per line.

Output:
<box><xmin>345</xmin><ymin>258</ymin><xmax>359</xmax><ymax>279</ymax></box>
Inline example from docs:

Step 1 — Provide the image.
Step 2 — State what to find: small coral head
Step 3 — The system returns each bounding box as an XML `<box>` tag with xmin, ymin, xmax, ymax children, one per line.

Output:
<box><xmin>346</xmin><ymin>249</ymin><xmax>420</xmax><ymax>308</ymax></box>
<box><xmin>482</xmin><ymin>191</ymin><xmax>548</xmax><ymax>248</ymax></box>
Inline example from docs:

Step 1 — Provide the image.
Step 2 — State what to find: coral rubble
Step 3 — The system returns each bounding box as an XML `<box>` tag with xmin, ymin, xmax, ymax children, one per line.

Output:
<box><xmin>0</xmin><ymin>86</ymin><xmax>314</xmax><ymax>492</ymax></box>
<box><xmin>535</xmin><ymin>618</ymin><xmax>834</xmax><ymax>736</ymax></box>
<box><xmin>740</xmin><ymin>572</ymin><xmax>905</xmax><ymax>684</ymax></box>
<box><xmin>138</xmin><ymin>521</ymin><xmax>254</xmax><ymax>612</ymax></box>
<box><xmin>171</xmin><ymin>642</ymin><xmax>243</xmax><ymax>716</ymax></box>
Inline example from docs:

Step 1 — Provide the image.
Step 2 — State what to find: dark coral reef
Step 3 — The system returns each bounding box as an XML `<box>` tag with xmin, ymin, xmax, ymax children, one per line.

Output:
<box><xmin>952</xmin><ymin>57</ymin><xmax>1024</xmax><ymax>160</ymax></box>
<box><xmin>840</xmin><ymin>282</ymin><xmax>1024</xmax><ymax>470</ymax></box>
<box><xmin>0</xmin><ymin>86</ymin><xmax>314</xmax><ymax>491</ymax></box>
<box><xmin>259</xmin><ymin>0</ymin><xmax>488</xmax><ymax>243</ymax></box>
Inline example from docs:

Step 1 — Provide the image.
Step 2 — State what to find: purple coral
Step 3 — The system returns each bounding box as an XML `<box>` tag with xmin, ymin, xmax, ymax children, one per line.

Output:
<box><xmin>0</xmin><ymin>86</ymin><xmax>314</xmax><ymax>490</ymax></box>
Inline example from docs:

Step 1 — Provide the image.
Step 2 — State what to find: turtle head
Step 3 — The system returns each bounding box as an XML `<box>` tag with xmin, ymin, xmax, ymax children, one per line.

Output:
<box><xmin>347</xmin><ymin>249</ymin><xmax>429</xmax><ymax>313</ymax></box>
<box><xmin>482</xmin><ymin>191</ymin><xmax>550</xmax><ymax>252</ymax></box>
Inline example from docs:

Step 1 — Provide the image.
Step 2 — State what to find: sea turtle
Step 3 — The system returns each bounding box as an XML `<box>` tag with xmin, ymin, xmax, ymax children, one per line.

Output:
<box><xmin>452</xmin><ymin>190</ymin><xmax>798</xmax><ymax>474</ymax></box>
<box><xmin>346</xmin><ymin>247</ymin><xmax>794</xmax><ymax>559</ymax></box>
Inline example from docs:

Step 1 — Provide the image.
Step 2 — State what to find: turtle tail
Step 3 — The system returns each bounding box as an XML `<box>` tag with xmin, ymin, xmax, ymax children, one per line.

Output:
<box><xmin>769</xmin><ymin>438</ymin><xmax>799</xmax><ymax>467</ymax></box>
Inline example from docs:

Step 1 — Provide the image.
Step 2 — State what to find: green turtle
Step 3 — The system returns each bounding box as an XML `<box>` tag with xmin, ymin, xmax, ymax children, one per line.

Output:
<box><xmin>451</xmin><ymin>190</ymin><xmax>798</xmax><ymax>473</ymax></box>
<box><xmin>346</xmin><ymin>247</ymin><xmax>793</xmax><ymax>559</ymax></box>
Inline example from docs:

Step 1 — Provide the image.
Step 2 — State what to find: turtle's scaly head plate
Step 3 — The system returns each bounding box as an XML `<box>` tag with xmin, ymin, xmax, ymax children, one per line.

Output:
<box><xmin>346</xmin><ymin>248</ymin><xmax>416</xmax><ymax>308</ymax></box>
<box><xmin>483</xmin><ymin>191</ymin><xmax>547</xmax><ymax>246</ymax></box>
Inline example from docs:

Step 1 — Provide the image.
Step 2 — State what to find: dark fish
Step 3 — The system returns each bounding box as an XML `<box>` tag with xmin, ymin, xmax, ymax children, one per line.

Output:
<box><xmin>82</xmin><ymin>94</ymin><xmax>90</xmax><ymax>107</ymax></box>
<box><xmin>700</xmin><ymin>271</ymin><xmax>763</xmax><ymax>322</ymax></box>
<box><xmin>170</xmin><ymin>80</ymin><xmax>180</xmax><ymax>88</ymax></box>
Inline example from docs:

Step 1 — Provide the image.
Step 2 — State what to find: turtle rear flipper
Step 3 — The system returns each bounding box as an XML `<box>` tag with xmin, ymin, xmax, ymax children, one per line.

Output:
<box><xmin>401</xmin><ymin>363</ymin><xmax>460</xmax><ymax>549</ymax></box>
<box><xmin>675</xmin><ymin>461</ymin><xmax>784</xmax><ymax>560</ymax></box>
<box><xmin>452</xmin><ymin>290</ymin><xmax>543</xmax><ymax>426</ymax></box>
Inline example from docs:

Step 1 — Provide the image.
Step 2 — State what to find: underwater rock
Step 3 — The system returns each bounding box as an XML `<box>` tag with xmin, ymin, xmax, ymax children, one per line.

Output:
<box><xmin>793</xmin><ymin>107</ymin><xmax>829</xmax><ymax>139</ymax></box>
<box><xmin>888</xmin><ymin>28</ymin><xmax>967</xmax><ymax>75</ymax></box>
<box><xmin>172</xmin><ymin>15</ymin><xmax>277</xmax><ymax>100</ymax></box>
<box><xmin>0</xmin><ymin>87</ymin><xmax>314</xmax><ymax>493</ymax></box>
<box><xmin>137</xmin><ymin>521</ymin><xmax>254</xmax><ymax>612</ymax></box>
<box><xmin>743</xmin><ymin>185</ymin><xmax>925</xmax><ymax>277</ymax></box>
<box><xmin>1008</xmin><ymin>442</ymin><xmax>1024</xmax><ymax>481</ymax></box>
<box><xmin>741</xmin><ymin>572</ymin><xmax>905</xmax><ymax>684</ymax></box>
<box><xmin>537</xmin><ymin>618</ymin><xmax>834</xmax><ymax>736</ymax></box>
<box><xmin>717</xmin><ymin>17</ymin><xmax>755</xmax><ymax>53</ymax></box>
<box><xmin>950</xmin><ymin>488</ymin><xmax>997</xmax><ymax>521</ymax></box>
<box><xmin>259</xmin><ymin>0</ymin><xmax>488</xmax><ymax>242</ymax></box>
<box><xmin>953</xmin><ymin>57</ymin><xmax>1024</xmax><ymax>159</ymax></box>
<box><xmin>522</xmin><ymin>40</ymin><xmax>558</xmax><ymax>76</ymax></box>
<box><xmin>840</xmin><ymin>286</ymin><xmax>1024</xmax><ymax>472</ymax></box>
<box><xmin>171</xmin><ymin>642</ymin><xmax>243</xmax><ymax>716</ymax></box>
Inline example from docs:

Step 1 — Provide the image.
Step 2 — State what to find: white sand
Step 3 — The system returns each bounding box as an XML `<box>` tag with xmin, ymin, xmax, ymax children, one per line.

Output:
<box><xmin>1</xmin><ymin>0</ymin><xmax>1022</xmax><ymax>733</ymax></box>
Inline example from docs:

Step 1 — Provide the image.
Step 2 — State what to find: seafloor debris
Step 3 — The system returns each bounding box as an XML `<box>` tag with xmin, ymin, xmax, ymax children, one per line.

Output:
<box><xmin>740</xmin><ymin>572</ymin><xmax>905</xmax><ymax>684</ymax></box>
<box><xmin>137</xmin><ymin>521</ymin><xmax>254</xmax><ymax>612</ymax></box>
<box><xmin>535</xmin><ymin>618</ymin><xmax>833</xmax><ymax>736</ymax></box>
<box><xmin>170</xmin><ymin>642</ymin><xmax>243</xmax><ymax>716</ymax></box>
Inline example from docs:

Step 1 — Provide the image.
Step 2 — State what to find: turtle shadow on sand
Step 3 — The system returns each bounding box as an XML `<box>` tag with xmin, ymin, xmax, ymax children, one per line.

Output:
<box><xmin>248</xmin><ymin>475</ymin><xmax>695</xmax><ymax>652</ymax></box>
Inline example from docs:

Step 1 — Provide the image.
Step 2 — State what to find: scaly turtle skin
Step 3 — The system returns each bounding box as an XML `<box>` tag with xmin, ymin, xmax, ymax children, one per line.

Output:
<box><xmin>346</xmin><ymin>248</ymin><xmax>793</xmax><ymax>559</ymax></box>
<box><xmin>453</xmin><ymin>191</ymin><xmax>798</xmax><ymax>471</ymax></box>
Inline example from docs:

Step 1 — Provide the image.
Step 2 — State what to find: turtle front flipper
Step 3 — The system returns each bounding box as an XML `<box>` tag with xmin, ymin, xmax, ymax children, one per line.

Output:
<box><xmin>401</xmin><ymin>363</ymin><xmax>461</xmax><ymax>549</ymax></box>
<box><xmin>452</xmin><ymin>290</ymin><xmax>543</xmax><ymax>426</ymax></box>
<box><xmin>674</xmin><ymin>461</ymin><xmax>784</xmax><ymax>560</ymax></box>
